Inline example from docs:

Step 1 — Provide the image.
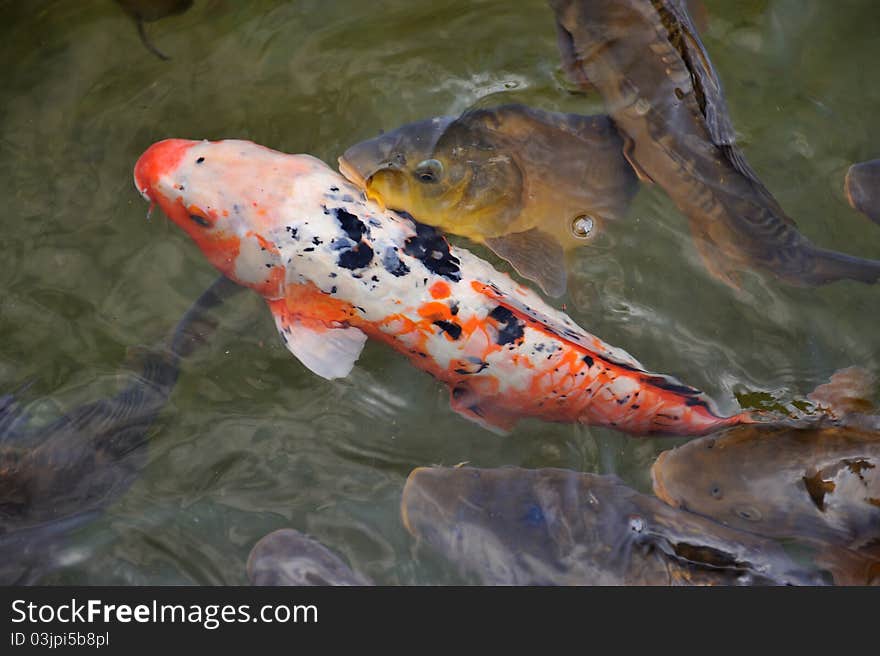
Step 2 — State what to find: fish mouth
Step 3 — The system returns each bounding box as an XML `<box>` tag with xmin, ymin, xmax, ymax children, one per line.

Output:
<box><xmin>337</xmin><ymin>156</ymin><xmax>367</xmax><ymax>189</ymax></box>
<box><xmin>134</xmin><ymin>138</ymin><xmax>196</xmax><ymax>202</ymax></box>
<box><xmin>650</xmin><ymin>451</ymin><xmax>674</xmax><ymax>505</ymax></box>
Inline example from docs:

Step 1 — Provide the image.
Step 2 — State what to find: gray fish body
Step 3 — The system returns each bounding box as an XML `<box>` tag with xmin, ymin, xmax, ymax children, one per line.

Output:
<box><xmin>247</xmin><ymin>529</ymin><xmax>370</xmax><ymax>586</ymax></box>
<box><xmin>402</xmin><ymin>466</ymin><xmax>826</xmax><ymax>585</ymax></box>
<box><xmin>0</xmin><ymin>276</ymin><xmax>240</xmax><ymax>584</ymax></box>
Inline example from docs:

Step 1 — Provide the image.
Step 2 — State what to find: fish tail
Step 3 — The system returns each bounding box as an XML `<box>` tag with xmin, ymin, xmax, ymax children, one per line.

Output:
<box><xmin>798</xmin><ymin>246</ymin><xmax>880</xmax><ymax>286</ymax></box>
<box><xmin>686</xmin><ymin>408</ymin><xmax>754</xmax><ymax>436</ymax></box>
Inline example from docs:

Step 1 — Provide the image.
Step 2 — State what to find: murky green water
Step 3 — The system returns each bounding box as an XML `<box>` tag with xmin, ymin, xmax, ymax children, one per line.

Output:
<box><xmin>1</xmin><ymin>0</ymin><xmax>878</xmax><ymax>584</ymax></box>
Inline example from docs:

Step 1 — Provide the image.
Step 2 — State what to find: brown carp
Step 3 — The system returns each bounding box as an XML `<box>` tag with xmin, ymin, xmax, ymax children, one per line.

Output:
<box><xmin>339</xmin><ymin>104</ymin><xmax>639</xmax><ymax>297</ymax></box>
<box><xmin>550</xmin><ymin>0</ymin><xmax>880</xmax><ymax>289</ymax></box>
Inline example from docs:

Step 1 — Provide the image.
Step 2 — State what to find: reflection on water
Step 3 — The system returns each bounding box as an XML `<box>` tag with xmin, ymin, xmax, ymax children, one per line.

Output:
<box><xmin>0</xmin><ymin>0</ymin><xmax>879</xmax><ymax>584</ymax></box>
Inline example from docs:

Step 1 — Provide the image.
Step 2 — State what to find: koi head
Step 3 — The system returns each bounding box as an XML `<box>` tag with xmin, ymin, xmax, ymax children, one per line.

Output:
<box><xmin>134</xmin><ymin>139</ymin><xmax>327</xmax><ymax>298</ymax></box>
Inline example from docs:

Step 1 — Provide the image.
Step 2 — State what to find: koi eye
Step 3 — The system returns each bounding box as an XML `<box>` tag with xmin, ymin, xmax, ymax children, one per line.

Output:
<box><xmin>189</xmin><ymin>214</ymin><xmax>211</xmax><ymax>228</ymax></box>
<box><xmin>414</xmin><ymin>159</ymin><xmax>443</xmax><ymax>184</ymax></box>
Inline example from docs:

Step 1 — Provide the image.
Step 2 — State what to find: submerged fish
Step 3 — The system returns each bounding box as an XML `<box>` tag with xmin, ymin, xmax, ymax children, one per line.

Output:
<box><xmin>247</xmin><ymin>529</ymin><xmax>370</xmax><ymax>586</ymax></box>
<box><xmin>652</xmin><ymin>369</ymin><xmax>879</xmax><ymax>584</ymax></box>
<box><xmin>550</xmin><ymin>0</ymin><xmax>880</xmax><ymax>289</ymax></box>
<box><xmin>0</xmin><ymin>275</ymin><xmax>239</xmax><ymax>584</ymax></box>
<box><xmin>845</xmin><ymin>159</ymin><xmax>880</xmax><ymax>226</ymax></box>
<box><xmin>115</xmin><ymin>0</ymin><xmax>193</xmax><ymax>61</ymax></box>
<box><xmin>339</xmin><ymin>105</ymin><xmax>639</xmax><ymax>297</ymax></box>
<box><xmin>134</xmin><ymin>138</ymin><xmax>750</xmax><ymax>436</ymax></box>
<box><xmin>401</xmin><ymin>466</ymin><xmax>825</xmax><ymax>585</ymax></box>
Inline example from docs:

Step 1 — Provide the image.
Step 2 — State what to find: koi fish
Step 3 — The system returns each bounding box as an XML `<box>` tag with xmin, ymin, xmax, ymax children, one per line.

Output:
<box><xmin>0</xmin><ymin>275</ymin><xmax>239</xmax><ymax>584</ymax></box>
<box><xmin>401</xmin><ymin>466</ymin><xmax>826</xmax><ymax>585</ymax></box>
<box><xmin>339</xmin><ymin>105</ymin><xmax>639</xmax><ymax>297</ymax></box>
<box><xmin>845</xmin><ymin>159</ymin><xmax>880</xmax><ymax>226</ymax></box>
<box><xmin>247</xmin><ymin>529</ymin><xmax>370</xmax><ymax>586</ymax></box>
<box><xmin>133</xmin><ymin>138</ymin><xmax>750</xmax><ymax>436</ymax></box>
<box><xmin>550</xmin><ymin>0</ymin><xmax>880</xmax><ymax>289</ymax></box>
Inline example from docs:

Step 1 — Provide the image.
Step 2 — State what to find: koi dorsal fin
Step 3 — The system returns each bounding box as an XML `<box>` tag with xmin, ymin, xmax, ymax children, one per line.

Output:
<box><xmin>268</xmin><ymin>300</ymin><xmax>367</xmax><ymax>380</ymax></box>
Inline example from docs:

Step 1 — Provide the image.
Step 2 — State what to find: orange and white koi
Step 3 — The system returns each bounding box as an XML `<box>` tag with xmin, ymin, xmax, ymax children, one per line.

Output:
<box><xmin>133</xmin><ymin>139</ymin><xmax>751</xmax><ymax>436</ymax></box>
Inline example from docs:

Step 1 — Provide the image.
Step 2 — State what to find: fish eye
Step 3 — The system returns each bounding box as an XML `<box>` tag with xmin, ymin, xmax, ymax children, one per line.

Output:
<box><xmin>571</xmin><ymin>214</ymin><xmax>595</xmax><ymax>239</ymax></box>
<box><xmin>189</xmin><ymin>214</ymin><xmax>211</xmax><ymax>228</ymax></box>
<box><xmin>414</xmin><ymin>159</ymin><xmax>444</xmax><ymax>184</ymax></box>
<box><xmin>735</xmin><ymin>506</ymin><xmax>762</xmax><ymax>522</ymax></box>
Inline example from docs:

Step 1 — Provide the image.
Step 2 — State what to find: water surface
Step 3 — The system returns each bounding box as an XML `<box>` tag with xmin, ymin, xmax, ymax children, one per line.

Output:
<box><xmin>1</xmin><ymin>0</ymin><xmax>878</xmax><ymax>584</ymax></box>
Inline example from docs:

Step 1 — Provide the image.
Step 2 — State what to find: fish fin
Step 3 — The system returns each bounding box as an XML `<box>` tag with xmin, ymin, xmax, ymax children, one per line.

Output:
<box><xmin>798</xmin><ymin>245</ymin><xmax>880</xmax><ymax>286</ymax></box>
<box><xmin>449</xmin><ymin>386</ymin><xmax>516</xmax><ymax>435</ymax></box>
<box><xmin>620</xmin><ymin>135</ymin><xmax>654</xmax><ymax>184</ymax></box>
<box><xmin>554</xmin><ymin>20</ymin><xmax>595</xmax><ymax>93</ymax></box>
<box><xmin>484</xmin><ymin>228</ymin><xmax>568</xmax><ymax>297</ymax></box>
<box><xmin>845</xmin><ymin>159</ymin><xmax>880</xmax><ymax>225</ymax></box>
<box><xmin>814</xmin><ymin>543</ymin><xmax>880</xmax><ymax>586</ymax></box>
<box><xmin>268</xmin><ymin>302</ymin><xmax>366</xmax><ymax>380</ymax></box>
<box><xmin>0</xmin><ymin>381</ymin><xmax>35</xmax><ymax>442</ymax></box>
<box><xmin>685</xmin><ymin>0</ymin><xmax>710</xmax><ymax>33</ymax></box>
<box><xmin>688</xmin><ymin>226</ymin><xmax>744</xmax><ymax>290</ymax></box>
<box><xmin>807</xmin><ymin>366</ymin><xmax>877</xmax><ymax>417</ymax></box>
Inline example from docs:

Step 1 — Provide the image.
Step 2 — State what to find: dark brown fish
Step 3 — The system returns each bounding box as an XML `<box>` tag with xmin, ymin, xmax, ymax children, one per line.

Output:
<box><xmin>402</xmin><ymin>466</ymin><xmax>825</xmax><ymax>585</ymax></box>
<box><xmin>339</xmin><ymin>105</ymin><xmax>639</xmax><ymax>297</ymax></box>
<box><xmin>550</xmin><ymin>0</ymin><xmax>880</xmax><ymax>289</ymax></box>
<box><xmin>115</xmin><ymin>0</ymin><xmax>193</xmax><ymax>61</ymax></box>
<box><xmin>247</xmin><ymin>529</ymin><xmax>370</xmax><ymax>586</ymax></box>
<box><xmin>653</xmin><ymin>365</ymin><xmax>880</xmax><ymax>586</ymax></box>
<box><xmin>845</xmin><ymin>159</ymin><xmax>880</xmax><ymax>226</ymax></box>
<box><xmin>0</xmin><ymin>276</ymin><xmax>240</xmax><ymax>584</ymax></box>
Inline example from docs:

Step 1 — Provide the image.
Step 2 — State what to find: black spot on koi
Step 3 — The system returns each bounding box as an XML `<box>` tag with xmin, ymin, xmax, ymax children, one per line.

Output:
<box><xmin>333</xmin><ymin>207</ymin><xmax>374</xmax><ymax>270</ymax></box>
<box><xmin>488</xmin><ymin>306</ymin><xmax>525</xmax><ymax>345</ymax></box>
<box><xmin>454</xmin><ymin>357</ymin><xmax>488</xmax><ymax>375</ymax></box>
<box><xmin>382</xmin><ymin>247</ymin><xmax>410</xmax><ymax>277</ymax></box>
<box><xmin>334</xmin><ymin>207</ymin><xmax>368</xmax><ymax>241</ymax></box>
<box><xmin>643</xmin><ymin>376</ymin><xmax>701</xmax><ymax>396</ymax></box>
<box><xmin>338</xmin><ymin>243</ymin><xmax>374</xmax><ymax>270</ymax></box>
<box><xmin>402</xmin><ymin>222</ymin><xmax>460</xmax><ymax>281</ymax></box>
<box><xmin>433</xmin><ymin>320</ymin><xmax>462</xmax><ymax>340</ymax></box>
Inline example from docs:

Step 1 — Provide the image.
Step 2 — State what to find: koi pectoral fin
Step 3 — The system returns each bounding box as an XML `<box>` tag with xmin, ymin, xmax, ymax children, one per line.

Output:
<box><xmin>449</xmin><ymin>385</ymin><xmax>517</xmax><ymax>435</ymax></box>
<box><xmin>485</xmin><ymin>228</ymin><xmax>567</xmax><ymax>297</ymax></box>
<box><xmin>268</xmin><ymin>302</ymin><xmax>366</xmax><ymax>380</ymax></box>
